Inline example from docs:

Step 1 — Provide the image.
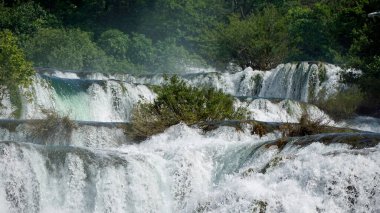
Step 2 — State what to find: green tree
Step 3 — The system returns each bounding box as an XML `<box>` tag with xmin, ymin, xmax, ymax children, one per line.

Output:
<box><xmin>0</xmin><ymin>30</ymin><xmax>35</xmax><ymax>117</ymax></box>
<box><xmin>153</xmin><ymin>39</ymin><xmax>205</xmax><ymax>73</ymax></box>
<box><xmin>23</xmin><ymin>28</ymin><xmax>109</xmax><ymax>72</ymax></box>
<box><xmin>338</xmin><ymin>0</ymin><xmax>380</xmax><ymax>114</ymax></box>
<box><xmin>328</xmin><ymin>0</ymin><xmax>369</xmax><ymax>55</ymax></box>
<box><xmin>217</xmin><ymin>6</ymin><xmax>288</xmax><ymax>69</ymax></box>
<box><xmin>0</xmin><ymin>30</ymin><xmax>34</xmax><ymax>88</ymax></box>
<box><xmin>357</xmin><ymin>56</ymin><xmax>380</xmax><ymax>112</ymax></box>
<box><xmin>227</xmin><ymin>0</ymin><xmax>299</xmax><ymax>17</ymax></box>
<box><xmin>127</xmin><ymin>33</ymin><xmax>156</xmax><ymax>66</ymax></box>
<box><xmin>0</xmin><ymin>2</ymin><xmax>58</xmax><ymax>35</ymax></box>
<box><xmin>134</xmin><ymin>0</ymin><xmax>229</xmax><ymax>51</ymax></box>
<box><xmin>97</xmin><ymin>29</ymin><xmax>130</xmax><ymax>60</ymax></box>
<box><xmin>286</xmin><ymin>3</ymin><xmax>338</xmax><ymax>62</ymax></box>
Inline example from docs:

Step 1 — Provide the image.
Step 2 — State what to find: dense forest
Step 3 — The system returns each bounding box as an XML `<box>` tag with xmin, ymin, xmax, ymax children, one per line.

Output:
<box><xmin>0</xmin><ymin>0</ymin><xmax>380</xmax><ymax>114</ymax></box>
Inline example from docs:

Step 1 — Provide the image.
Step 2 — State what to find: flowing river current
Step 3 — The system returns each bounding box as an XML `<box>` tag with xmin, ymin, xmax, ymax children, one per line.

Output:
<box><xmin>0</xmin><ymin>62</ymin><xmax>379</xmax><ymax>212</ymax></box>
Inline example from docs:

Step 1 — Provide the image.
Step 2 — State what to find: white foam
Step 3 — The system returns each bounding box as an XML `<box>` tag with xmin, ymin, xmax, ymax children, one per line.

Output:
<box><xmin>0</xmin><ymin>124</ymin><xmax>379</xmax><ymax>212</ymax></box>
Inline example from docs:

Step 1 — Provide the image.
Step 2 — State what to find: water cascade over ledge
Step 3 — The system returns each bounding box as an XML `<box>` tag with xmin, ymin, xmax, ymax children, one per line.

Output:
<box><xmin>0</xmin><ymin>62</ymin><xmax>379</xmax><ymax>212</ymax></box>
<box><xmin>1</xmin><ymin>62</ymin><xmax>341</xmax><ymax>122</ymax></box>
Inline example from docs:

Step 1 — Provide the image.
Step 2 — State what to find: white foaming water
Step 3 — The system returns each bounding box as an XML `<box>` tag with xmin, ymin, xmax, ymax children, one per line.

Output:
<box><xmin>2</xmin><ymin>62</ymin><xmax>379</xmax><ymax>134</ymax></box>
<box><xmin>50</xmin><ymin>71</ymin><xmax>80</xmax><ymax>79</ymax></box>
<box><xmin>0</xmin><ymin>62</ymin><xmax>379</xmax><ymax>213</ymax></box>
<box><xmin>18</xmin><ymin>75</ymin><xmax>155</xmax><ymax>122</ymax></box>
<box><xmin>133</xmin><ymin>62</ymin><xmax>341</xmax><ymax>101</ymax></box>
<box><xmin>0</xmin><ymin>124</ymin><xmax>379</xmax><ymax>212</ymax></box>
<box><xmin>0</xmin><ymin>123</ymin><xmax>129</xmax><ymax>148</ymax></box>
<box><xmin>238</xmin><ymin>98</ymin><xmax>332</xmax><ymax>123</ymax></box>
<box><xmin>0</xmin><ymin>91</ymin><xmax>16</xmax><ymax>118</ymax></box>
<box><xmin>338</xmin><ymin>116</ymin><xmax>380</xmax><ymax>133</ymax></box>
<box><xmin>0</xmin><ymin>62</ymin><xmax>342</xmax><ymax>122</ymax></box>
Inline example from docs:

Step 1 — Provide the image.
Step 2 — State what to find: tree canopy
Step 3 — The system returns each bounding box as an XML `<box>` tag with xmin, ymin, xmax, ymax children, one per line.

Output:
<box><xmin>0</xmin><ymin>30</ymin><xmax>34</xmax><ymax>89</ymax></box>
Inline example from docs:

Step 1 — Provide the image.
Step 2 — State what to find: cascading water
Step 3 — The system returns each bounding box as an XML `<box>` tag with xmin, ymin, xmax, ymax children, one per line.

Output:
<box><xmin>17</xmin><ymin>74</ymin><xmax>155</xmax><ymax>122</ymax></box>
<box><xmin>0</xmin><ymin>124</ymin><xmax>379</xmax><ymax>212</ymax></box>
<box><xmin>0</xmin><ymin>62</ymin><xmax>379</xmax><ymax>212</ymax></box>
<box><xmin>131</xmin><ymin>62</ymin><xmax>340</xmax><ymax>101</ymax></box>
<box><xmin>0</xmin><ymin>62</ymin><xmax>340</xmax><ymax>122</ymax></box>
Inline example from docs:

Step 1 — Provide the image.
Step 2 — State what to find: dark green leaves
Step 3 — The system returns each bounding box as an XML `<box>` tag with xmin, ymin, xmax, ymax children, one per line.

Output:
<box><xmin>0</xmin><ymin>30</ymin><xmax>34</xmax><ymax>88</ymax></box>
<box><xmin>217</xmin><ymin>6</ymin><xmax>289</xmax><ymax>69</ymax></box>
<box><xmin>131</xmin><ymin>76</ymin><xmax>248</xmax><ymax>137</ymax></box>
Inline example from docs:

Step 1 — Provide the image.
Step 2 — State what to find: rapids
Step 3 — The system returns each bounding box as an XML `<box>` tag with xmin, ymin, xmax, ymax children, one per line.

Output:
<box><xmin>0</xmin><ymin>125</ymin><xmax>379</xmax><ymax>212</ymax></box>
<box><xmin>0</xmin><ymin>62</ymin><xmax>379</xmax><ymax>212</ymax></box>
<box><xmin>0</xmin><ymin>62</ymin><xmax>342</xmax><ymax>122</ymax></box>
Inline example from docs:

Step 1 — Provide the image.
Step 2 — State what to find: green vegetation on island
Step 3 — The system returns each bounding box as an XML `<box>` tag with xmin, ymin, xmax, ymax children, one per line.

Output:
<box><xmin>131</xmin><ymin>76</ymin><xmax>248</xmax><ymax>138</ymax></box>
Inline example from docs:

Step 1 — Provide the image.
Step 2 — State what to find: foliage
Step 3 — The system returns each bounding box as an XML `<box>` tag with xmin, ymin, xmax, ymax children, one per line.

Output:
<box><xmin>23</xmin><ymin>28</ymin><xmax>109</xmax><ymax>72</ymax></box>
<box><xmin>229</xmin><ymin>0</ymin><xmax>300</xmax><ymax>17</ymax></box>
<box><xmin>131</xmin><ymin>76</ymin><xmax>248</xmax><ymax>138</ymax></box>
<box><xmin>153</xmin><ymin>39</ymin><xmax>205</xmax><ymax>73</ymax></box>
<box><xmin>330</xmin><ymin>0</ymin><xmax>370</xmax><ymax>54</ymax></box>
<box><xmin>8</xmin><ymin>89</ymin><xmax>23</xmax><ymax>118</ymax></box>
<box><xmin>0</xmin><ymin>29</ymin><xmax>35</xmax><ymax>118</ymax></box>
<box><xmin>359</xmin><ymin>56</ymin><xmax>380</xmax><ymax>99</ymax></box>
<box><xmin>97</xmin><ymin>29</ymin><xmax>130</xmax><ymax>60</ymax></box>
<box><xmin>317</xmin><ymin>86</ymin><xmax>364</xmax><ymax>120</ymax></box>
<box><xmin>107</xmin><ymin>58</ymin><xmax>145</xmax><ymax>74</ymax></box>
<box><xmin>286</xmin><ymin>3</ymin><xmax>338</xmax><ymax>62</ymax></box>
<box><xmin>217</xmin><ymin>6</ymin><xmax>289</xmax><ymax>69</ymax></box>
<box><xmin>344</xmin><ymin>0</ymin><xmax>380</xmax><ymax>114</ymax></box>
<box><xmin>134</xmin><ymin>0</ymin><xmax>229</xmax><ymax>50</ymax></box>
<box><xmin>354</xmin><ymin>56</ymin><xmax>380</xmax><ymax>114</ymax></box>
<box><xmin>22</xmin><ymin>27</ymin><xmax>204</xmax><ymax>74</ymax></box>
<box><xmin>96</xmin><ymin>29</ymin><xmax>148</xmax><ymax>74</ymax></box>
<box><xmin>127</xmin><ymin>33</ymin><xmax>156</xmax><ymax>66</ymax></box>
<box><xmin>2</xmin><ymin>0</ymin><xmax>380</xmax><ymax>114</ymax></box>
<box><xmin>0</xmin><ymin>29</ymin><xmax>35</xmax><ymax>94</ymax></box>
<box><xmin>279</xmin><ymin>111</ymin><xmax>329</xmax><ymax>137</ymax></box>
<box><xmin>28</xmin><ymin>109</ymin><xmax>77</xmax><ymax>141</ymax></box>
<box><xmin>0</xmin><ymin>2</ymin><xmax>58</xmax><ymax>35</ymax></box>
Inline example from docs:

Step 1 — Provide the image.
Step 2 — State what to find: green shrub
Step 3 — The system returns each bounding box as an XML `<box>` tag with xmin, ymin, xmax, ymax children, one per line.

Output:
<box><xmin>29</xmin><ymin>109</ymin><xmax>77</xmax><ymax>141</ymax></box>
<box><xmin>131</xmin><ymin>76</ymin><xmax>248</xmax><ymax>138</ymax></box>
<box><xmin>0</xmin><ymin>30</ymin><xmax>34</xmax><ymax>87</ymax></box>
<box><xmin>317</xmin><ymin>86</ymin><xmax>363</xmax><ymax>120</ymax></box>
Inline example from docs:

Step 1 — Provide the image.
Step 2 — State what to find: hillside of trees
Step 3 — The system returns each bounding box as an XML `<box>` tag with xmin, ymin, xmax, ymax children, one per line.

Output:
<box><xmin>0</xmin><ymin>0</ymin><xmax>380</xmax><ymax>114</ymax></box>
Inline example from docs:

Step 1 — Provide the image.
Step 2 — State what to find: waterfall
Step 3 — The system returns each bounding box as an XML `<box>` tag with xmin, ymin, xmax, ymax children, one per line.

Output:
<box><xmin>15</xmin><ymin>75</ymin><xmax>155</xmax><ymax>122</ymax></box>
<box><xmin>0</xmin><ymin>62</ymin><xmax>379</xmax><ymax>212</ymax></box>
<box><xmin>0</xmin><ymin>124</ymin><xmax>379</xmax><ymax>212</ymax></box>
<box><xmin>132</xmin><ymin>62</ymin><xmax>340</xmax><ymax>101</ymax></box>
<box><xmin>0</xmin><ymin>62</ymin><xmax>340</xmax><ymax>122</ymax></box>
